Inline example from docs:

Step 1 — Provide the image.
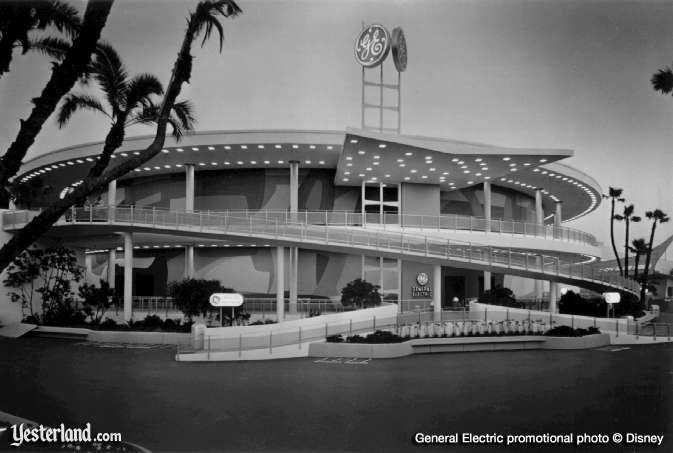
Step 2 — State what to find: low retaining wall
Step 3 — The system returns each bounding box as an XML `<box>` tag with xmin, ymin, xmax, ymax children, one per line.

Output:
<box><xmin>541</xmin><ymin>333</ymin><xmax>610</xmax><ymax>350</ymax></box>
<box><xmin>308</xmin><ymin>334</ymin><xmax>610</xmax><ymax>358</ymax></box>
<box><xmin>31</xmin><ymin>325</ymin><xmax>189</xmax><ymax>345</ymax></box>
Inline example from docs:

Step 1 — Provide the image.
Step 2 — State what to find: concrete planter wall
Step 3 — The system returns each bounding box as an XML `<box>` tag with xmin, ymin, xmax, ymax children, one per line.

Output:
<box><xmin>33</xmin><ymin>325</ymin><xmax>190</xmax><ymax>345</ymax></box>
<box><xmin>309</xmin><ymin>342</ymin><xmax>413</xmax><ymax>359</ymax></box>
<box><xmin>542</xmin><ymin>333</ymin><xmax>610</xmax><ymax>350</ymax></box>
<box><xmin>309</xmin><ymin>334</ymin><xmax>611</xmax><ymax>359</ymax></box>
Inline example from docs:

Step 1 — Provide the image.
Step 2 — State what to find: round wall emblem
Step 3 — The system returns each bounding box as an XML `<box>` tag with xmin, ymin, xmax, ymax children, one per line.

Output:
<box><xmin>391</xmin><ymin>27</ymin><xmax>407</xmax><ymax>72</ymax></box>
<box><xmin>416</xmin><ymin>272</ymin><xmax>429</xmax><ymax>286</ymax></box>
<box><xmin>354</xmin><ymin>24</ymin><xmax>390</xmax><ymax>68</ymax></box>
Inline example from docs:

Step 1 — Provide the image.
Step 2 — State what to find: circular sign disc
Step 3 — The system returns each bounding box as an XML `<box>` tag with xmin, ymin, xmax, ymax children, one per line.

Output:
<box><xmin>354</xmin><ymin>24</ymin><xmax>391</xmax><ymax>68</ymax></box>
<box><xmin>391</xmin><ymin>27</ymin><xmax>407</xmax><ymax>72</ymax></box>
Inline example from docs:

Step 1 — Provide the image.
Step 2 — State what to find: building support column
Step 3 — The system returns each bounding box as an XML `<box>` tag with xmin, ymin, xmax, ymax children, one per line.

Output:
<box><xmin>549</xmin><ymin>201</ymin><xmax>562</xmax><ymax>312</ymax></box>
<box><xmin>433</xmin><ymin>264</ymin><xmax>441</xmax><ymax>321</ymax></box>
<box><xmin>276</xmin><ymin>246</ymin><xmax>285</xmax><ymax>322</ymax></box>
<box><xmin>288</xmin><ymin>161</ymin><xmax>299</xmax><ymax>314</ymax></box>
<box><xmin>289</xmin><ymin>247</ymin><xmax>298</xmax><ymax>314</ymax></box>
<box><xmin>534</xmin><ymin>188</ymin><xmax>544</xmax><ymax>302</ymax></box>
<box><xmin>185</xmin><ymin>164</ymin><xmax>195</xmax><ymax>212</ymax></box>
<box><xmin>107</xmin><ymin>249</ymin><xmax>116</xmax><ymax>289</ymax></box>
<box><xmin>483</xmin><ymin>181</ymin><xmax>492</xmax><ymax>292</ymax></box>
<box><xmin>107</xmin><ymin>180</ymin><xmax>117</xmax><ymax>221</ymax></box>
<box><xmin>397</xmin><ymin>258</ymin><xmax>402</xmax><ymax>313</ymax></box>
<box><xmin>361</xmin><ymin>180</ymin><xmax>366</xmax><ymax>226</ymax></box>
<box><xmin>184</xmin><ymin>245</ymin><xmax>194</xmax><ymax>279</ymax></box>
<box><xmin>549</xmin><ymin>281</ymin><xmax>558</xmax><ymax>314</ymax></box>
<box><xmin>84</xmin><ymin>254</ymin><xmax>93</xmax><ymax>283</ymax></box>
<box><xmin>123</xmin><ymin>232</ymin><xmax>133</xmax><ymax>322</ymax></box>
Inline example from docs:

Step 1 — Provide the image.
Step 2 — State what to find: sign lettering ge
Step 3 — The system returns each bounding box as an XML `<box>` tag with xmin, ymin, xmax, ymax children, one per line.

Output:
<box><xmin>354</xmin><ymin>24</ymin><xmax>390</xmax><ymax>68</ymax></box>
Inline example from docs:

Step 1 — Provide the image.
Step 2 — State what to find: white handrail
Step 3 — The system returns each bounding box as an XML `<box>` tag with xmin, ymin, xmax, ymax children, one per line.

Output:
<box><xmin>2</xmin><ymin>206</ymin><xmax>638</xmax><ymax>294</ymax></box>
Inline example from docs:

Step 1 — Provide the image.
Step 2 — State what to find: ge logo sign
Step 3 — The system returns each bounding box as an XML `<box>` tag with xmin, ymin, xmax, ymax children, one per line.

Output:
<box><xmin>354</xmin><ymin>24</ymin><xmax>390</xmax><ymax>68</ymax></box>
<box><xmin>416</xmin><ymin>272</ymin><xmax>429</xmax><ymax>286</ymax></box>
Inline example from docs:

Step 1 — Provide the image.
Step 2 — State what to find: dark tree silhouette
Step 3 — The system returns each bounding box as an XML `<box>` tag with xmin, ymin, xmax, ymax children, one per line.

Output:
<box><xmin>640</xmin><ymin>209</ymin><xmax>669</xmax><ymax>303</ymax></box>
<box><xmin>602</xmin><ymin>187</ymin><xmax>624</xmax><ymax>276</ymax></box>
<box><xmin>0</xmin><ymin>0</ymin><xmax>113</xmax><ymax>191</ymax></box>
<box><xmin>0</xmin><ymin>0</ymin><xmax>242</xmax><ymax>274</ymax></box>
<box><xmin>0</xmin><ymin>0</ymin><xmax>80</xmax><ymax>77</ymax></box>
<box><xmin>613</xmin><ymin>203</ymin><xmax>640</xmax><ymax>279</ymax></box>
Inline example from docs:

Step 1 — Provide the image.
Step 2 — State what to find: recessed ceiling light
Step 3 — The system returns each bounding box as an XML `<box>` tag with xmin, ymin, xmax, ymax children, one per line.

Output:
<box><xmin>503</xmin><ymin>157</ymin><xmax>511</xmax><ymax>161</ymax></box>
<box><xmin>241</xmin><ymin>145</ymin><xmax>247</xmax><ymax>149</ymax></box>
<box><xmin>373</xmin><ymin>155</ymin><xmax>380</xmax><ymax>159</ymax></box>
<box><xmin>257</xmin><ymin>145</ymin><xmax>264</xmax><ymax>149</ymax></box>
<box><xmin>191</xmin><ymin>147</ymin><xmax>199</xmax><ymax>151</ymax></box>
<box><xmin>350</xmin><ymin>139</ymin><xmax>358</xmax><ymax>144</ymax></box>
<box><xmin>410</xmin><ymin>169</ymin><xmax>417</xmax><ymax>173</ymax></box>
<box><xmin>539</xmin><ymin>158</ymin><xmax>547</xmax><ymax>163</ymax></box>
<box><xmin>379</xmin><ymin>144</ymin><xmax>386</xmax><ymax>148</ymax></box>
<box><xmin>162</xmin><ymin>149</ymin><xmax>169</xmax><ymax>154</ymax></box>
<box><xmin>404</xmin><ymin>152</ymin><xmax>412</xmax><ymax>156</ymax></box>
<box><xmin>208</xmin><ymin>146</ymin><xmax>215</xmax><ymax>150</ymax></box>
<box><xmin>451</xmin><ymin>158</ymin><xmax>459</xmax><ymax>162</ymax></box>
<box><xmin>475</xmin><ymin>158</ymin><xmax>482</xmax><ymax>162</ymax></box>
<box><xmin>358</xmin><ymin>150</ymin><xmax>366</xmax><ymax>155</ymax></box>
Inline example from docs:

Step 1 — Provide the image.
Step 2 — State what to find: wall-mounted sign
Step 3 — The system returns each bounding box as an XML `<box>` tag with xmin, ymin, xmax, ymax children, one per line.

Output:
<box><xmin>412</xmin><ymin>272</ymin><xmax>432</xmax><ymax>297</ymax></box>
<box><xmin>209</xmin><ymin>293</ymin><xmax>244</xmax><ymax>307</ymax></box>
<box><xmin>391</xmin><ymin>27</ymin><xmax>407</xmax><ymax>72</ymax></box>
<box><xmin>354</xmin><ymin>24</ymin><xmax>390</xmax><ymax>68</ymax></box>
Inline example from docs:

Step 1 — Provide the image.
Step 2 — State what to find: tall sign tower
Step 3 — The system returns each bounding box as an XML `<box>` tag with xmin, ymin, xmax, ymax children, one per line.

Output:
<box><xmin>355</xmin><ymin>24</ymin><xmax>407</xmax><ymax>134</ymax></box>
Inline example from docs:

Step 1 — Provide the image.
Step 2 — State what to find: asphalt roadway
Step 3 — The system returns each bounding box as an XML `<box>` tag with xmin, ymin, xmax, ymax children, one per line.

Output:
<box><xmin>1</xmin><ymin>337</ymin><xmax>671</xmax><ymax>452</ymax></box>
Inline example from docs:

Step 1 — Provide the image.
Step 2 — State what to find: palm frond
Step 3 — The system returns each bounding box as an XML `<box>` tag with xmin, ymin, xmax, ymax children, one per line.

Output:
<box><xmin>57</xmin><ymin>93</ymin><xmax>108</xmax><ymax>128</ymax></box>
<box><xmin>170</xmin><ymin>100</ymin><xmax>197</xmax><ymax>133</ymax></box>
<box><xmin>651</xmin><ymin>66</ymin><xmax>673</xmax><ymax>95</ymax></box>
<box><xmin>26</xmin><ymin>36</ymin><xmax>71</xmax><ymax>60</ymax></box>
<box><xmin>89</xmin><ymin>42</ymin><xmax>129</xmax><ymax>114</ymax></box>
<box><xmin>34</xmin><ymin>0</ymin><xmax>81</xmax><ymax>38</ymax></box>
<box><xmin>128</xmin><ymin>99</ymin><xmax>196</xmax><ymax>141</ymax></box>
<box><xmin>190</xmin><ymin>0</ymin><xmax>242</xmax><ymax>52</ymax></box>
<box><xmin>124</xmin><ymin>73</ymin><xmax>164</xmax><ymax>112</ymax></box>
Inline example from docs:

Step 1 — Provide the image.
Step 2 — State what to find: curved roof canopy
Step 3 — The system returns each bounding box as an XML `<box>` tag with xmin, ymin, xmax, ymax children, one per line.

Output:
<box><xmin>15</xmin><ymin>129</ymin><xmax>601</xmax><ymax>221</ymax></box>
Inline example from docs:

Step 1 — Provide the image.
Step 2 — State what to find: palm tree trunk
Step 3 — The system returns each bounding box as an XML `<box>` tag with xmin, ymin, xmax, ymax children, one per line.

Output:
<box><xmin>0</xmin><ymin>0</ymin><xmax>114</xmax><ymax>189</ymax></box>
<box><xmin>633</xmin><ymin>253</ymin><xmax>640</xmax><ymax>281</ymax></box>
<box><xmin>0</xmin><ymin>28</ymin><xmax>18</xmax><ymax>78</ymax></box>
<box><xmin>610</xmin><ymin>199</ymin><xmax>623</xmax><ymax>276</ymax></box>
<box><xmin>624</xmin><ymin>219</ymin><xmax>630</xmax><ymax>279</ymax></box>
<box><xmin>640</xmin><ymin>221</ymin><xmax>658</xmax><ymax>303</ymax></box>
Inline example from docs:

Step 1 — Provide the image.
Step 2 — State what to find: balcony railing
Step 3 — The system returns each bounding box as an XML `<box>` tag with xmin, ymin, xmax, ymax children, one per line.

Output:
<box><xmin>160</xmin><ymin>209</ymin><xmax>598</xmax><ymax>246</ymax></box>
<box><xmin>2</xmin><ymin>206</ymin><xmax>639</xmax><ymax>295</ymax></box>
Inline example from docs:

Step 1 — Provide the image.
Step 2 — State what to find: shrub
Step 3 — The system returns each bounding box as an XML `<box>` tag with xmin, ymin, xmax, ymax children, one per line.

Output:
<box><xmin>142</xmin><ymin>314</ymin><xmax>164</xmax><ymax>330</ymax></box>
<box><xmin>544</xmin><ymin>325</ymin><xmax>602</xmax><ymax>337</ymax></box>
<box><xmin>168</xmin><ymin>279</ymin><xmax>234</xmax><ymax>322</ymax></box>
<box><xmin>99</xmin><ymin>318</ymin><xmax>119</xmax><ymax>330</ymax></box>
<box><xmin>478</xmin><ymin>285</ymin><xmax>522</xmax><ymax>308</ymax></box>
<box><xmin>340</xmin><ymin>279</ymin><xmax>381</xmax><ymax>309</ymax></box>
<box><xmin>326</xmin><ymin>334</ymin><xmax>344</xmax><ymax>343</ymax></box>
<box><xmin>78</xmin><ymin>280</ymin><xmax>116</xmax><ymax>324</ymax></box>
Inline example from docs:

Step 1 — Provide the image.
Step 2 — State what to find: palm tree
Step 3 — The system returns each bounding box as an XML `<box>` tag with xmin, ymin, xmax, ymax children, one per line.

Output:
<box><xmin>0</xmin><ymin>0</ymin><xmax>241</xmax><ymax>275</ymax></box>
<box><xmin>613</xmin><ymin>204</ymin><xmax>641</xmax><ymax>279</ymax></box>
<box><xmin>56</xmin><ymin>43</ymin><xmax>195</xmax><ymax>179</ymax></box>
<box><xmin>651</xmin><ymin>64</ymin><xmax>673</xmax><ymax>96</ymax></box>
<box><xmin>0</xmin><ymin>0</ymin><xmax>80</xmax><ymax>77</ymax></box>
<box><xmin>629</xmin><ymin>238</ymin><xmax>648</xmax><ymax>282</ymax></box>
<box><xmin>0</xmin><ymin>0</ymin><xmax>113</xmax><ymax>192</ymax></box>
<box><xmin>603</xmin><ymin>187</ymin><xmax>625</xmax><ymax>276</ymax></box>
<box><xmin>640</xmin><ymin>209</ymin><xmax>670</xmax><ymax>303</ymax></box>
